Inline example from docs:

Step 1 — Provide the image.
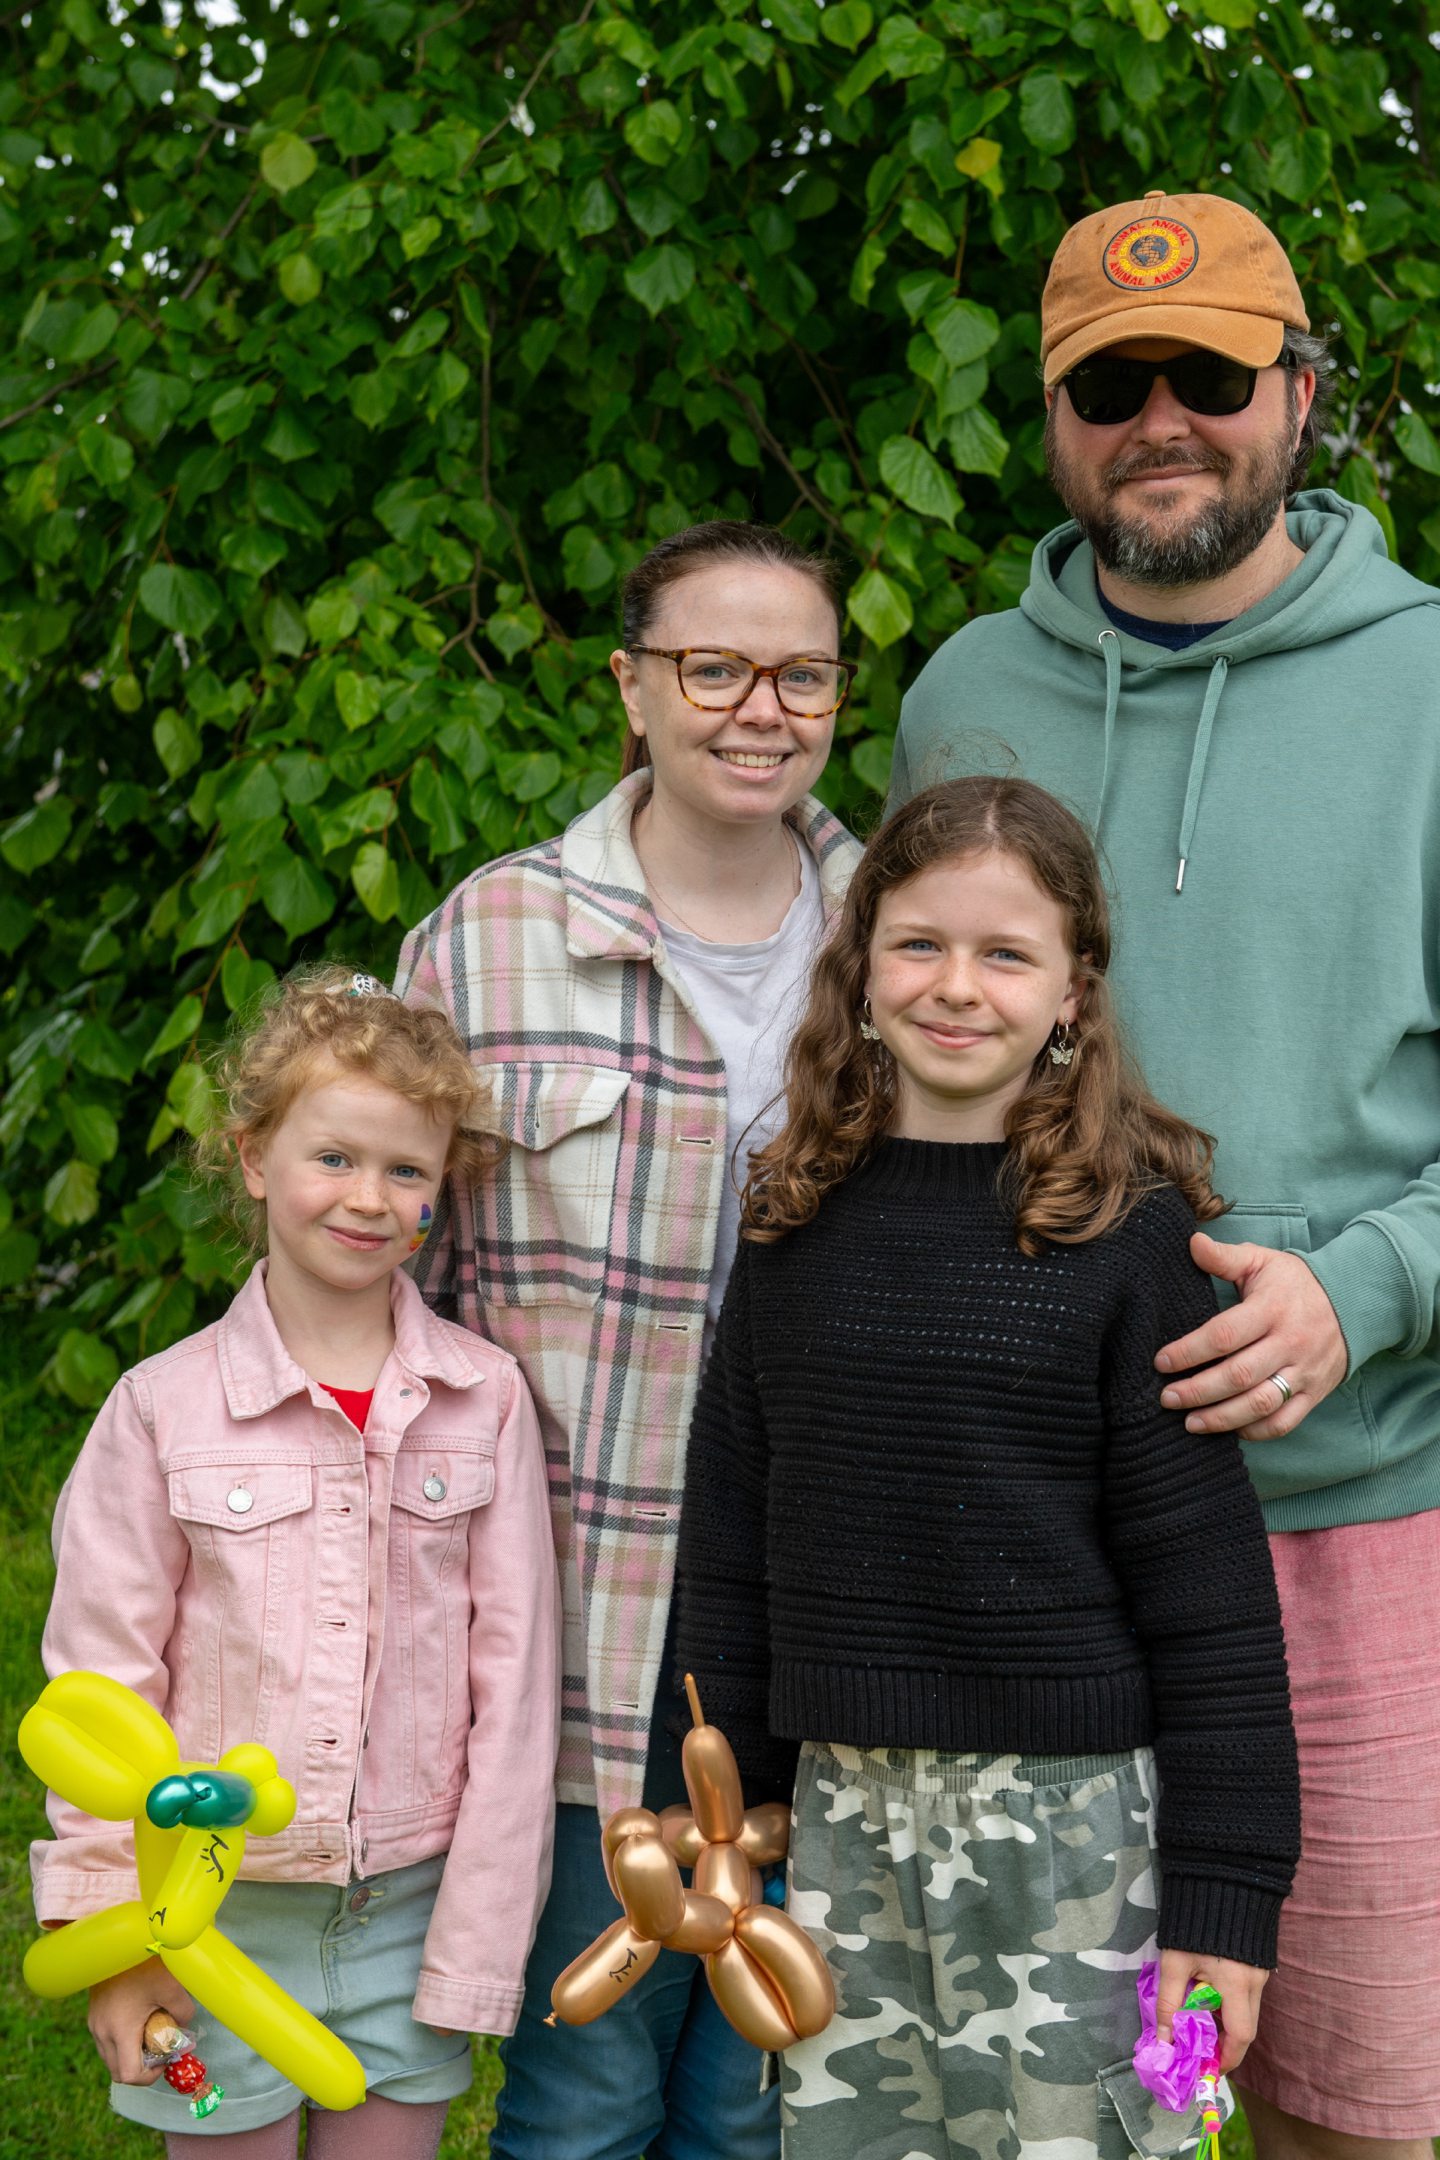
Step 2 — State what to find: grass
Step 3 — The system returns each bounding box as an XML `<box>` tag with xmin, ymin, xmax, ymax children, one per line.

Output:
<box><xmin>0</xmin><ymin>1345</ymin><xmax>1266</xmax><ymax>2159</ymax></box>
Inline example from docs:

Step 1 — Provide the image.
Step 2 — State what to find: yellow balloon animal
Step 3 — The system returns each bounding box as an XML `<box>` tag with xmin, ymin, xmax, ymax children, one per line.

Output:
<box><xmin>20</xmin><ymin>1671</ymin><xmax>366</xmax><ymax>2113</ymax></box>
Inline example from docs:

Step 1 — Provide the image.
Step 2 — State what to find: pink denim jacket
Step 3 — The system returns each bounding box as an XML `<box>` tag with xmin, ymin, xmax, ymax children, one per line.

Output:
<box><xmin>31</xmin><ymin>1262</ymin><xmax>561</xmax><ymax>2037</ymax></box>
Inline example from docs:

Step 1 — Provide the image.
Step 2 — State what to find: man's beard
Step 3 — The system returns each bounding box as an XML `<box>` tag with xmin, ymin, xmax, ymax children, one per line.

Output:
<box><xmin>1043</xmin><ymin>391</ymin><xmax>1296</xmax><ymax>589</ymax></box>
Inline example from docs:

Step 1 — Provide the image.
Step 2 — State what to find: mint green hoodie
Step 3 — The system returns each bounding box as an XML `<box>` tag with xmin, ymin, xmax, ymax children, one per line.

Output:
<box><xmin>893</xmin><ymin>490</ymin><xmax>1440</xmax><ymax>1531</ymax></box>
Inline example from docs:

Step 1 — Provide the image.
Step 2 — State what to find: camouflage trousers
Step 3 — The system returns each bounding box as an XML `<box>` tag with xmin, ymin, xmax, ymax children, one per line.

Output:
<box><xmin>780</xmin><ymin>1740</ymin><xmax>1230</xmax><ymax>2160</ymax></box>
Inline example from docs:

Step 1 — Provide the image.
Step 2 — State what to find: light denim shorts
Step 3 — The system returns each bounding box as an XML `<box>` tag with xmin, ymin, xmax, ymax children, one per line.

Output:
<box><xmin>111</xmin><ymin>1854</ymin><xmax>473</xmax><ymax>2135</ymax></box>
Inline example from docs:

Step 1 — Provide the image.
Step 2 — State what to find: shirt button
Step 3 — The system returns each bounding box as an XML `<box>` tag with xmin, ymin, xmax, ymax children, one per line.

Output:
<box><xmin>349</xmin><ymin>1887</ymin><xmax>371</xmax><ymax>1913</ymax></box>
<box><xmin>423</xmin><ymin>1474</ymin><xmax>447</xmax><ymax>1501</ymax></box>
<box><xmin>399</xmin><ymin>1388</ymin><xmax>413</xmax><ymax>1398</ymax></box>
<box><xmin>226</xmin><ymin>1487</ymin><xmax>254</xmax><ymax>1514</ymax></box>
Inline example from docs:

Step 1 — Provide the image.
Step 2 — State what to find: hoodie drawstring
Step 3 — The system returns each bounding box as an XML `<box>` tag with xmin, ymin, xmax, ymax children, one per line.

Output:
<box><xmin>1175</xmin><ymin>653</ymin><xmax>1230</xmax><ymax>894</ymax></box>
<box><xmin>1095</xmin><ymin>628</ymin><xmax>1121</xmax><ymax>839</ymax></box>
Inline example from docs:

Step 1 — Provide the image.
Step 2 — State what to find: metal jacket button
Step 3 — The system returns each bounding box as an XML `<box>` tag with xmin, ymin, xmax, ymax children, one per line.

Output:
<box><xmin>226</xmin><ymin>1487</ymin><xmax>254</xmax><ymax>1514</ymax></box>
<box><xmin>423</xmin><ymin>1474</ymin><xmax>446</xmax><ymax>1501</ymax></box>
<box><xmin>349</xmin><ymin>1887</ymin><xmax>371</xmax><ymax>1912</ymax></box>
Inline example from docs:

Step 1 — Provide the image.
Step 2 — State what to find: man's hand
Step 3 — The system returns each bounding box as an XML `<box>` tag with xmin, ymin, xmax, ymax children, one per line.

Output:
<box><xmin>1155</xmin><ymin>1233</ymin><xmax>1348</xmax><ymax>1440</ymax></box>
<box><xmin>87</xmin><ymin>1959</ymin><xmax>195</xmax><ymax>2085</ymax></box>
<box><xmin>1156</xmin><ymin>1947</ymin><xmax>1267</xmax><ymax>2076</ymax></box>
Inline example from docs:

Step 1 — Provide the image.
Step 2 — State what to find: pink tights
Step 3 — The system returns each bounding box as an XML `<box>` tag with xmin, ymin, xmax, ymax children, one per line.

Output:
<box><xmin>165</xmin><ymin>2094</ymin><xmax>449</xmax><ymax>2160</ymax></box>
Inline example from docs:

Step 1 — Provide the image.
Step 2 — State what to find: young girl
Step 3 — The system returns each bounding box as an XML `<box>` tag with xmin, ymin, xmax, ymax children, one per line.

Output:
<box><xmin>32</xmin><ymin>968</ymin><xmax>560</xmax><ymax>2160</ymax></box>
<box><xmin>675</xmin><ymin>779</ymin><xmax>1301</xmax><ymax>2160</ymax></box>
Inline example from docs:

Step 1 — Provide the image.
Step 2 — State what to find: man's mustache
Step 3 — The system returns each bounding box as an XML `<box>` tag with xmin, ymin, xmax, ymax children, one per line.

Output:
<box><xmin>1104</xmin><ymin>447</ymin><xmax>1231</xmax><ymax>492</ymax></box>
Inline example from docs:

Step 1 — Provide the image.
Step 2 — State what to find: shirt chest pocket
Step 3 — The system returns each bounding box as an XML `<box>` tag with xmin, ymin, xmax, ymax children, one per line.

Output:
<box><xmin>473</xmin><ymin>1061</ymin><xmax>631</xmax><ymax>1310</ymax></box>
<box><xmin>390</xmin><ymin>1448</ymin><xmax>496</xmax><ymax>1599</ymax></box>
<box><xmin>166</xmin><ymin>1463</ymin><xmax>314</xmax><ymax>1542</ymax></box>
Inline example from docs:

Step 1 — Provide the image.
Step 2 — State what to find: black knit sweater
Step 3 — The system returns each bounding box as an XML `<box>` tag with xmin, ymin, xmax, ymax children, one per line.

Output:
<box><xmin>674</xmin><ymin>1139</ymin><xmax>1300</xmax><ymax>1968</ymax></box>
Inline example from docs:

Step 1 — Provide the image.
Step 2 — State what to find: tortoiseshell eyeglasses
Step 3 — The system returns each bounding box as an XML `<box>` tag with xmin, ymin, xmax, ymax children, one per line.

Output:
<box><xmin>629</xmin><ymin>646</ymin><xmax>858</xmax><ymax>719</ymax></box>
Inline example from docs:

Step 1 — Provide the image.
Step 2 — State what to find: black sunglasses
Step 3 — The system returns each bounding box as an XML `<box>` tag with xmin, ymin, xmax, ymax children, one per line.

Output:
<box><xmin>1062</xmin><ymin>348</ymin><xmax>1293</xmax><ymax>427</ymax></box>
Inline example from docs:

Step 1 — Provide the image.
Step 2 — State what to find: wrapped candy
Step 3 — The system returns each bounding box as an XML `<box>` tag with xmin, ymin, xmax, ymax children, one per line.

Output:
<box><xmin>1132</xmin><ymin>1961</ymin><xmax>1225</xmax><ymax>2156</ymax></box>
<box><xmin>142</xmin><ymin>2010</ymin><xmax>224</xmax><ymax>2120</ymax></box>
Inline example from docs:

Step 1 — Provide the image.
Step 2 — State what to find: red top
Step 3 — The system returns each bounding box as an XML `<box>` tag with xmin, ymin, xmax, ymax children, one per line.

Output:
<box><xmin>321</xmin><ymin>1384</ymin><xmax>374</xmax><ymax>1433</ymax></box>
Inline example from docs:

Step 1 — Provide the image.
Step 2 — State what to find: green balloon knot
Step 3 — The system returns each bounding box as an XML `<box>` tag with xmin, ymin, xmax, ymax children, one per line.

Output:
<box><xmin>145</xmin><ymin>1770</ymin><xmax>256</xmax><ymax>1830</ymax></box>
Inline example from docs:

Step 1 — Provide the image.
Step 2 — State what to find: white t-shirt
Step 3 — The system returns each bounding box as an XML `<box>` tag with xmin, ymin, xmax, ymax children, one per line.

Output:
<box><xmin>659</xmin><ymin>842</ymin><xmax>824</xmax><ymax>1361</ymax></box>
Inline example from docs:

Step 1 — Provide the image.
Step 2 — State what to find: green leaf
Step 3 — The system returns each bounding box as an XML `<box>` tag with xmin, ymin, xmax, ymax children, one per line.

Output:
<box><xmin>498</xmin><ymin>749</ymin><xmax>563</xmax><ymax>803</ymax></box>
<box><xmin>53</xmin><ymin>1325</ymin><xmax>119</xmax><ymax>1407</ymax></box>
<box><xmin>900</xmin><ymin>198</ymin><xmax>953</xmax><ymax>255</ymax></box>
<box><xmin>394</xmin><ymin>308</ymin><xmax>449</xmax><ymax>358</ymax></box>
<box><xmin>0</xmin><ymin>1230</ymin><xmax>40</xmax><ymax>1292</ymax></box>
<box><xmin>264</xmin><ymin>593</ymin><xmax>308</xmax><ymax>657</ymax></box>
<box><xmin>279</xmin><ymin>251</ymin><xmax>323</xmax><ymax>306</ymax></box>
<box><xmin>77</xmin><ymin>422</ymin><xmax>134</xmax><ymax>489</ymax></box>
<box><xmin>122</xmin><ymin>370</ymin><xmax>190</xmax><ymax>443</ymax></box>
<box><xmin>44</xmin><ymin>1159</ymin><xmax>101</xmax><ymax>1228</ymax></box>
<box><xmin>261</xmin><ymin>408</ymin><xmax>319</xmax><ymax>463</ymax></box>
<box><xmin>167</xmin><ymin>1060</ymin><xmax>215</xmax><ymax>1139</ymax></box>
<box><xmin>1334</xmin><ymin>453</ymin><xmax>1397</xmax><ymax>562</ymax></box>
<box><xmin>138</xmin><ymin>563</ymin><xmax>223</xmax><ymax>639</ymax></box>
<box><xmin>409</xmin><ymin>758</ymin><xmax>468</xmax><ymax>851</ymax></box>
<box><xmin>624</xmin><ymin>245</ymin><xmax>696</xmax><ymax>316</ymax></box>
<box><xmin>154</xmin><ymin>707</ymin><xmax>202</xmax><ymax>780</ymax></box>
<box><xmin>1018</xmin><ymin>73</ymin><xmax>1075</xmax><ymax>156</ymax></box>
<box><xmin>260</xmin><ymin>849</ymin><xmax>335</xmax><ymax>936</ymax></box>
<box><xmin>1269</xmin><ymin>126</ymin><xmax>1332</xmax><ymax>203</ymax></box>
<box><xmin>878</xmin><ymin>435</ymin><xmax>961</xmax><ymax>525</ymax></box>
<box><xmin>2</xmin><ymin>796</ymin><xmax>73</xmax><ymax>873</ymax></box>
<box><xmin>260</xmin><ymin>130</ymin><xmax>319</xmax><ymax>194</ymax></box>
<box><xmin>222</xmin><ymin>948</ymin><xmax>276</xmax><ymax>1013</ymax></box>
<box><xmin>352</xmin><ymin>840</ymin><xmax>401</xmax><ymax>920</ymax></box>
<box><xmin>486</xmin><ymin>601</ymin><xmax>544</xmax><ymax>660</ymax></box>
<box><xmin>852</xmin><ymin>734</ymin><xmax>894</xmax><ymax>794</ymax></box>
<box><xmin>820</xmin><ymin>0</ymin><xmax>872</xmax><ymax>49</ymax></box>
<box><xmin>336</xmin><ymin>670</ymin><xmax>384</xmax><ymax>730</ymax></box>
<box><xmin>946</xmin><ymin>404</ymin><xmax>1010</xmax><ymax>477</ymax></box>
<box><xmin>1394</xmin><ymin>408</ymin><xmax>1440</xmax><ymax>477</ymax></box>
<box><xmin>927</xmin><ymin>296</ymin><xmax>1001</xmax><ymax>368</ymax></box>
<box><xmin>848</xmin><ymin>567</ymin><xmax>914</xmax><ymax>649</ymax></box>
<box><xmin>954</xmin><ymin>137</ymin><xmax>1002</xmax><ymax>181</ymax></box>
<box><xmin>66</xmin><ymin>301</ymin><xmax>120</xmax><ymax>361</ymax></box>
<box><xmin>147</xmin><ymin>994</ymin><xmax>204</xmax><ymax>1062</ymax></box>
<box><xmin>624</xmin><ymin>99</ymin><xmax>684</xmax><ymax>166</ymax></box>
<box><xmin>402</xmin><ymin>214</ymin><xmax>443</xmax><ymax>259</ymax></box>
<box><xmin>63</xmin><ymin>1099</ymin><xmax>119</xmax><ymax>1166</ymax></box>
<box><xmin>306</xmin><ymin>590</ymin><xmax>361</xmax><ymax>646</ymax></box>
<box><xmin>1129</xmin><ymin>0</ymin><xmax>1169</xmax><ymax>37</ymax></box>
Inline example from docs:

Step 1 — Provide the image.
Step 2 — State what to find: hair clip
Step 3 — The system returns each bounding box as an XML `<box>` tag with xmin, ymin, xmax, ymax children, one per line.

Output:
<box><xmin>341</xmin><ymin>973</ymin><xmax>396</xmax><ymax>1000</ymax></box>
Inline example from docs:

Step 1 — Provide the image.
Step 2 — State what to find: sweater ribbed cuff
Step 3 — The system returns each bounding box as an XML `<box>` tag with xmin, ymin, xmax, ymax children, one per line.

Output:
<box><xmin>1157</xmin><ymin>1872</ymin><xmax>1284</xmax><ymax>1970</ymax></box>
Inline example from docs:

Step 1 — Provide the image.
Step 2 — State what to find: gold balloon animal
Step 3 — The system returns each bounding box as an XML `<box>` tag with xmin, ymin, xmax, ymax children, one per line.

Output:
<box><xmin>547</xmin><ymin>1676</ymin><xmax>835</xmax><ymax>2050</ymax></box>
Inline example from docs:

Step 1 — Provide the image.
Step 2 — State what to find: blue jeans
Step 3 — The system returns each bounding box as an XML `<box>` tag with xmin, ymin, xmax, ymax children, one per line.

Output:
<box><xmin>490</xmin><ymin>1656</ymin><xmax>780</xmax><ymax>2160</ymax></box>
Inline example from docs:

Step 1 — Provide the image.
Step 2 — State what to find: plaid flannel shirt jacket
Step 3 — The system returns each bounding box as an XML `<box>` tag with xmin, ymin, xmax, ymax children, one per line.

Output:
<box><xmin>396</xmin><ymin>771</ymin><xmax>860</xmax><ymax>1820</ymax></box>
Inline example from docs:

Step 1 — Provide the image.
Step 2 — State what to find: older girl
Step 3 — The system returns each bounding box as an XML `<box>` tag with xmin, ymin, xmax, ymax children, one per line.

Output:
<box><xmin>397</xmin><ymin>521</ymin><xmax>861</xmax><ymax>2160</ymax></box>
<box><xmin>676</xmin><ymin>778</ymin><xmax>1301</xmax><ymax>2160</ymax></box>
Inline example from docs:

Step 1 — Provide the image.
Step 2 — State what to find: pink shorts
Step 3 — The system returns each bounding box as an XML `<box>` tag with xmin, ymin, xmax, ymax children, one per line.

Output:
<box><xmin>1237</xmin><ymin>1506</ymin><xmax>1440</xmax><ymax>2138</ymax></box>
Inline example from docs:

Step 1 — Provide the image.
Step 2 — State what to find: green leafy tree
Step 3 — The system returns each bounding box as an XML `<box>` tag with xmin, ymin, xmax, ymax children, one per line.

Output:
<box><xmin>5</xmin><ymin>0</ymin><xmax>1440</xmax><ymax>1402</ymax></box>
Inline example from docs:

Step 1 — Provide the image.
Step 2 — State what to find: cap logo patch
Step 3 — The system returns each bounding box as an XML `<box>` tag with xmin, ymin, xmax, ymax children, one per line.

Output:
<box><xmin>1102</xmin><ymin>216</ymin><xmax>1198</xmax><ymax>291</ymax></box>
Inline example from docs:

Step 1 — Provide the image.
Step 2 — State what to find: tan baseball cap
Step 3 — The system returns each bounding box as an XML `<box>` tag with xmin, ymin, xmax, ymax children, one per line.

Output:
<box><xmin>1040</xmin><ymin>188</ymin><xmax>1309</xmax><ymax>386</ymax></box>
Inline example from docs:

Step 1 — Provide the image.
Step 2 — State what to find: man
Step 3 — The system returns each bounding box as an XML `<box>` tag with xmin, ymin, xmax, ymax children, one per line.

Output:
<box><xmin>892</xmin><ymin>189</ymin><xmax>1440</xmax><ymax>2157</ymax></box>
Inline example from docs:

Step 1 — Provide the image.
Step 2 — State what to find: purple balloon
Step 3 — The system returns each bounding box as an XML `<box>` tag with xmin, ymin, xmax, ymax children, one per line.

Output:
<box><xmin>1132</xmin><ymin>1959</ymin><xmax>1219</xmax><ymax>2111</ymax></box>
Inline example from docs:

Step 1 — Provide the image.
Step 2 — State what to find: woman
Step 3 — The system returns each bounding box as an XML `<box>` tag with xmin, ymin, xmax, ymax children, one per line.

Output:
<box><xmin>396</xmin><ymin>521</ymin><xmax>861</xmax><ymax>2160</ymax></box>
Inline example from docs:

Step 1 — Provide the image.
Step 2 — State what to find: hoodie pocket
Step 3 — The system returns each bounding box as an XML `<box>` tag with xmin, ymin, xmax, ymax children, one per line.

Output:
<box><xmin>1205</xmin><ymin>1205</ymin><xmax>1380</xmax><ymax>1499</ymax></box>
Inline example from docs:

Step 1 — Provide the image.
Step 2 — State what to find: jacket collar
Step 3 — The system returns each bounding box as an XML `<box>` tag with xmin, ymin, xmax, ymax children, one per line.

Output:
<box><xmin>560</xmin><ymin>770</ymin><xmax>856</xmax><ymax>963</ymax></box>
<box><xmin>217</xmin><ymin>1261</ymin><xmax>486</xmax><ymax>1422</ymax></box>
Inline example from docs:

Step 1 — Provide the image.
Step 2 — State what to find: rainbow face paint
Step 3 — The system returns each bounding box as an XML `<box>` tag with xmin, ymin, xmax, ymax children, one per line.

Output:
<box><xmin>409</xmin><ymin>1202</ymin><xmax>433</xmax><ymax>1254</ymax></box>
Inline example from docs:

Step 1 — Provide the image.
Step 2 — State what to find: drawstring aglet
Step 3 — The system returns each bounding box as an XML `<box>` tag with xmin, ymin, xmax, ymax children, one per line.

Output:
<box><xmin>1175</xmin><ymin>858</ymin><xmax>1187</xmax><ymax>894</ymax></box>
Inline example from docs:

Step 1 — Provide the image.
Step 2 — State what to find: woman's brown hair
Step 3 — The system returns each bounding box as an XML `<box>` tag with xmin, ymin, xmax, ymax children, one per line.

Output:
<box><xmin>743</xmin><ymin>776</ymin><xmax>1223</xmax><ymax>1254</ymax></box>
<box><xmin>617</xmin><ymin>520</ymin><xmax>842</xmax><ymax>777</ymax></box>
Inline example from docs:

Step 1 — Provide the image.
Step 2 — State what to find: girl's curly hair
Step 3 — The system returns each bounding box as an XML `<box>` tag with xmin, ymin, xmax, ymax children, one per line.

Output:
<box><xmin>195</xmin><ymin>964</ymin><xmax>501</xmax><ymax>1251</ymax></box>
<box><xmin>742</xmin><ymin>777</ymin><xmax>1223</xmax><ymax>1255</ymax></box>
